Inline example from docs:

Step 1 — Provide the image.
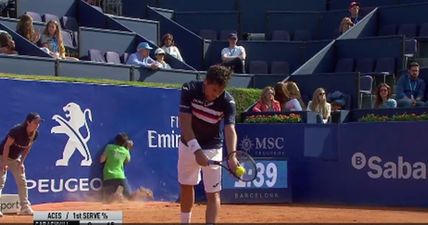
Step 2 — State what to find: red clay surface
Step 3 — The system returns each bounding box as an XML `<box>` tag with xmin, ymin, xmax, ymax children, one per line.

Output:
<box><xmin>2</xmin><ymin>201</ymin><xmax>428</xmax><ymax>223</ymax></box>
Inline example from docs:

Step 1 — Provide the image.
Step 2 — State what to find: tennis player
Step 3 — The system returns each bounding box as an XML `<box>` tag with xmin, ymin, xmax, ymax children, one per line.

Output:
<box><xmin>178</xmin><ymin>65</ymin><xmax>239</xmax><ymax>224</ymax></box>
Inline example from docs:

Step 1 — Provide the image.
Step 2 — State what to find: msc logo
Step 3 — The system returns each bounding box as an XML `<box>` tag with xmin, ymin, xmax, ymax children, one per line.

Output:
<box><xmin>51</xmin><ymin>102</ymin><xmax>93</xmax><ymax>167</ymax></box>
<box><xmin>239</xmin><ymin>136</ymin><xmax>285</xmax><ymax>151</ymax></box>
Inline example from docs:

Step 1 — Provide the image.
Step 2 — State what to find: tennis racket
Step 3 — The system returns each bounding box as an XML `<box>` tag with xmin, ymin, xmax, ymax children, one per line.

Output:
<box><xmin>208</xmin><ymin>150</ymin><xmax>257</xmax><ymax>182</ymax></box>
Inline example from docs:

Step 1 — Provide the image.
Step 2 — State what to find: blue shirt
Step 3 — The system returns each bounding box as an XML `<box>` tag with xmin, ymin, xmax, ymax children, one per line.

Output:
<box><xmin>396</xmin><ymin>74</ymin><xmax>426</xmax><ymax>100</ymax></box>
<box><xmin>378</xmin><ymin>99</ymin><xmax>397</xmax><ymax>109</ymax></box>
<box><xmin>126</xmin><ymin>52</ymin><xmax>157</xmax><ymax>68</ymax></box>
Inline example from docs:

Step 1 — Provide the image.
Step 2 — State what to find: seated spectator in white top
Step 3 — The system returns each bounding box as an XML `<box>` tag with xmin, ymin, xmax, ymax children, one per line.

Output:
<box><xmin>283</xmin><ymin>81</ymin><xmax>305</xmax><ymax>111</ymax></box>
<box><xmin>221</xmin><ymin>32</ymin><xmax>246</xmax><ymax>74</ymax></box>
<box><xmin>0</xmin><ymin>31</ymin><xmax>17</xmax><ymax>55</ymax></box>
<box><xmin>307</xmin><ymin>88</ymin><xmax>331</xmax><ymax>124</ymax></box>
<box><xmin>154</xmin><ymin>48</ymin><xmax>171</xmax><ymax>69</ymax></box>
<box><xmin>339</xmin><ymin>1</ymin><xmax>360</xmax><ymax>34</ymax></box>
<box><xmin>161</xmin><ymin>33</ymin><xmax>184</xmax><ymax>62</ymax></box>
<box><xmin>126</xmin><ymin>42</ymin><xmax>161</xmax><ymax>69</ymax></box>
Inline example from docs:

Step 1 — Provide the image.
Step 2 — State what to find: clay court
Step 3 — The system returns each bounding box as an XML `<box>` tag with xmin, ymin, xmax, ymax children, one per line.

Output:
<box><xmin>2</xmin><ymin>201</ymin><xmax>428</xmax><ymax>223</ymax></box>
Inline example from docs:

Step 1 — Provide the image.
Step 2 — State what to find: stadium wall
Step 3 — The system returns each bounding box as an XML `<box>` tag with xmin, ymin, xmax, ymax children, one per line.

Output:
<box><xmin>1</xmin><ymin>78</ymin><xmax>428</xmax><ymax>207</ymax></box>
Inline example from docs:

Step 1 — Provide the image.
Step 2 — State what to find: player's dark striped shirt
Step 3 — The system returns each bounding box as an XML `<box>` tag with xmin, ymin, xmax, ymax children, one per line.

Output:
<box><xmin>179</xmin><ymin>81</ymin><xmax>236</xmax><ymax>149</ymax></box>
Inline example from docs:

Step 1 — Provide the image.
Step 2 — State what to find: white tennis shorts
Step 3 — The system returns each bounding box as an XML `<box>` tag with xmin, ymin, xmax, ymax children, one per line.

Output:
<box><xmin>177</xmin><ymin>141</ymin><xmax>222</xmax><ymax>193</ymax></box>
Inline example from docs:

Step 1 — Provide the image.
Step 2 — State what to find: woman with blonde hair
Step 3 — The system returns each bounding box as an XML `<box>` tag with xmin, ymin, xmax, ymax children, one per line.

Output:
<box><xmin>283</xmin><ymin>81</ymin><xmax>305</xmax><ymax>111</ymax></box>
<box><xmin>16</xmin><ymin>14</ymin><xmax>40</xmax><ymax>44</ymax></box>
<box><xmin>40</xmin><ymin>20</ymin><xmax>78</xmax><ymax>60</ymax></box>
<box><xmin>253</xmin><ymin>86</ymin><xmax>281</xmax><ymax>112</ymax></box>
<box><xmin>307</xmin><ymin>88</ymin><xmax>331</xmax><ymax>123</ymax></box>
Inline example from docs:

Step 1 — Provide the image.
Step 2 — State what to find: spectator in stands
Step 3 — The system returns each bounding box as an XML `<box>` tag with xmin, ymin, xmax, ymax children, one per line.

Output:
<box><xmin>126</xmin><ymin>42</ymin><xmax>161</xmax><ymax>69</ymax></box>
<box><xmin>328</xmin><ymin>91</ymin><xmax>348</xmax><ymax>111</ymax></box>
<box><xmin>221</xmin><ymin>32</ymin><xmax>246</xmax><ymax>74</ymax></box>
<box><xmin>40</xmin><ymin>20</ymin><xmax>78</xmax><ymax>61</ymax></box>
<box><xmin>307</xmin><ymin>88</ymin><xmax>331</xmax><ymax>123</ymax></box>
<box><xmin>161</xmin><ymin>33</ymin><xmax>184</xmax><ymax>62</ymax></box>
<box><xmin>154</xmin><ymin>48</ymin><xmax>171</xmax><ymax>69</ymax></box>
<box><xmin>396</xmin><ymin>62</ymin><xmax>425</xmax><ymax>107</ymax></box>
<box><xmin>374</xmin><ymin>83</ymin><xmax>397</xmax><ymax>109</ymax></box>
<box><xmin>283</xmin><ymin>81</ymin><xmax>305</xmax><ymax>111</ymax></box>
<box><xmin>0</xmin><ymin>31</ymin><xmax>17</xmax><ymax>54</ymax></box>
<box><xmin>274</xmin><ymin>82</ymin><xmax>288</xmax><ymax>111</ymax></box>
<box><xmin>339</xmin><ymin>1</ymin><xmax>360</xmax><ymax>34</ymax></box>
<box><xmin>16</xmin><ymin>14</ymin><xmax>40</xmax><ymax>44</ymax></box>
<box><xmin>252</xmin><ymin>86</ymin><xmax>281</xmax><ymax>112</ymax></box>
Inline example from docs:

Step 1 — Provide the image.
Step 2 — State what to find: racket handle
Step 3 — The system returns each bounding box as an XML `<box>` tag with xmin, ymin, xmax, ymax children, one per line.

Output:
<box><xmin>207</xmin><ymin>160</ymin><xmax>220</xmax><ymax>166</ymax></box>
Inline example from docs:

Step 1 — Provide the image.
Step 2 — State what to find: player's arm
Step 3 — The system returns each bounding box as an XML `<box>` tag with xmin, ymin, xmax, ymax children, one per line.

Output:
<box><xmin>224</xmin><ymin>124</ymin><xmax>237</xmax><ymax>155</ymax></box>
<box><xmin>179</xmin><ymin>112</ymin><xmax>208</xmax><ymax>166</ymax></box>
<box><xmin>20</xmin><ymin>145</ymin><xmax>32</xmax><ymax>164</ymax></box>
<box><xmin>2</xmin><ymin>136</ymin><xmax>14</xmax><ymax>171</ymax></box>
<box><xmin>179</xmin><ymin>83</ymin><xmax>209</xmax><ymax>166</ymax></box>
<box><xmin>99</xmin><ymin>150</ymin><xmax>107</xmax><ymax>163</ymax></box>
<box><xmin>224</xmin><ymin>97</ymin><xmax>239</xmax><ymax>170</ymax></box>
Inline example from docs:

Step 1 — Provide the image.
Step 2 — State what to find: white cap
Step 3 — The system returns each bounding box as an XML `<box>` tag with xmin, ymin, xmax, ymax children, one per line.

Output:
<box><xmin>154</xmin><ymin>48</ymin><xmax>165</xmax><ymax>55</ymax></box>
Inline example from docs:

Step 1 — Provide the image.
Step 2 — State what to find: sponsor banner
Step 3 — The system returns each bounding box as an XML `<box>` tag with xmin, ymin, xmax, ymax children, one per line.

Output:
<box><xmin>221</xmin><ymin>159</ymin><xmax>291</xmax><ymax>203</ymax></box>
<box><xmin>336</xmin><ymin>122</ymin><xmax>428</xmax><ymax>206</ymax></box>
<box><xmin>0</xmin><ymin>194</ymin><xmax>20</xmax><ymax>214</ymax></box>
<box><xmin>236</xmin><ymin>124</ymin><xmax>304</xmax><ymax>158</ymax></box>
<box><xmin>0</xmin><ymin>78</ymin><xmax>180</xmax><ymax>204</ymax></box>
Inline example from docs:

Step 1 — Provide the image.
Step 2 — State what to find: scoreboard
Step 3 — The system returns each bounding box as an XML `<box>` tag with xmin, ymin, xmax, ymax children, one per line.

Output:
<box><xmin>33</xmin><ymin>211</ymin><xmax>122</xmax><ymax>225</ymax></box>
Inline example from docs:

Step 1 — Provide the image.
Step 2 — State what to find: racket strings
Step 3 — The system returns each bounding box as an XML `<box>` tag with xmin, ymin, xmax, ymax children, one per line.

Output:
<box><xmin>233</xmin><ymin>151</ymin><xmax>257</xmax><ymax>181</ymax></box>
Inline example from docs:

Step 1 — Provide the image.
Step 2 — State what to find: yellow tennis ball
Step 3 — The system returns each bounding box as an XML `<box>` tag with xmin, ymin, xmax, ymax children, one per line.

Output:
<box><xmin>235</xmin><ymin>166</ymin><xmax>246</xmax><ymax>177</ymax></box>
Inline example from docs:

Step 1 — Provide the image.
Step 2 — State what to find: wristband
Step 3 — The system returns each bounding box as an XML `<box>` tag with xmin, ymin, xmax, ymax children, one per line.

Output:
<box><xmin>187</xmin><ymin>139</ymin><xmax>201</xmax><ymax>153</ymax></box>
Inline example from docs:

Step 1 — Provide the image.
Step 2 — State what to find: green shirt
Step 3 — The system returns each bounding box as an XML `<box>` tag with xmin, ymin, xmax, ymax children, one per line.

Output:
<box><xmin>103</xmin><ymin>144</ymin><xmax>131</xmax><ymax>181</ymax></box>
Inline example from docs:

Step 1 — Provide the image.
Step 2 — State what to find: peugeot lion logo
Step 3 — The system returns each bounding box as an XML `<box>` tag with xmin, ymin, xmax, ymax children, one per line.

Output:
<box><xmin>51</xmin><ymin>102</ymin><xmax>93</xmax><ymax>166</ymax></box>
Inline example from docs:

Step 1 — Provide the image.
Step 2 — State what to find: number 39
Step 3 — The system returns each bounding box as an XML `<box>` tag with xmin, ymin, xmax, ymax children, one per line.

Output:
<box><xmin>234</xmin><ymin>162</ymin><xmax>277</xmax><ymax>188</ymax></box>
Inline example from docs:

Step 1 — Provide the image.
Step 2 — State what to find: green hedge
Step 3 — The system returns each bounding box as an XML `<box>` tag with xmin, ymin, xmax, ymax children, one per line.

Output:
<box><xmin>0</xmin><ymin>73</ymin><xmax>261</xmax><ymax>120</ymax></box>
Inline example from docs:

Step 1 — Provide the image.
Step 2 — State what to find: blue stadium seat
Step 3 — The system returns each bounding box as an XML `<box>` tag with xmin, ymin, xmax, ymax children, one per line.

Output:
<box><xmin>61</xmin><ymin>30</ymin><xmax>75</xmax><ymax>49</ymax></box>
<box><xmin>335</xmin><ymin>58</ymin><xmax>354</xmax><ymax>73</ymax></box>
<box><xmin>249</xmin><ymin>60</ymin><xmax>268</xmax><ymax>74</ymax></box>
<box><xmin>105</xmin><ymin>51</ymin><xmax>121</xmax><ymax>64</ymax></box>
<box><xmin>43</xmin><ymin>13</ymin><xmax>61</xmax><ymax>26</ymax></box>
<box><xmin>121</xmin><ymin>53</ymin><xmax>129</xmax><ymax>64</ymax></box>
<box><xmin>293</xmin><ymin>30</ymin><xmax>311</xmax><ymax>41</ymax></box>
<box><xmin>359</xmin><ymin>75</ymin><xmax>374</xmax><ymax>108</ymax></box>
<box><xmin>24</xmin><ymin>11</ymin><xmax>42</xmax><ymax>22</ymax></box>
<box><xmin>404</xmin><ymin>39</ymin><xmax>417</xmax><ymax>57</ymax></box>
<box><xmin>378</xmin><ymin>24</ymin><xmax>397</xmax><ymax>36</ymax></box>
<box><xmin>419</xmin><ymin>23</ymin><xmax>428</xmax><ymax>37</ymax></box>
<box><xmin>397</xmin><ymin>24</ymin><xmax>417</xmax><ymax>38</ymax></box>
<box><xmin>272</xmin><ymin>30</ymin><xmax>290</xmax><ymax>41</ymax></box>
<box><xmin>199</xmin><ymin>29</ymin><xmax>217</xmax><ymax>40</ymax></box>
<box><xmin>61</xmin><ymin>16</ymin><xmax>79</xmax><ymax>31</ymax></box>
<box><xmin>355</xmin><ymin>58</ymin><xmax>375</xmax><ymax>73</ymax></box>
<box><xmin>374</xmin><ymin>57</ymin><xmax>395</xmax><ymax>74</ymax></box>
<box><xmin>271</xmin><ymin>61</ymin><xmax>289</xmax><ymax>74</ymax></box>
<box><xmin>88</xmin><ymin>49</ymin><xmax>106</xmax><ymax>63</ymax></box>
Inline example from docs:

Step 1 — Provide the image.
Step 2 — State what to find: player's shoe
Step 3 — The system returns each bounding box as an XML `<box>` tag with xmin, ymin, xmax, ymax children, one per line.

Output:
<box><xmin>18</xmin><ymin>206</ymin><xmax>34</xmax><ymax>215</ymax></box>
<box><xmin>0</xmin><ymin>210</ymin><xmax>3</xmax><ymax>217</ymax></box>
